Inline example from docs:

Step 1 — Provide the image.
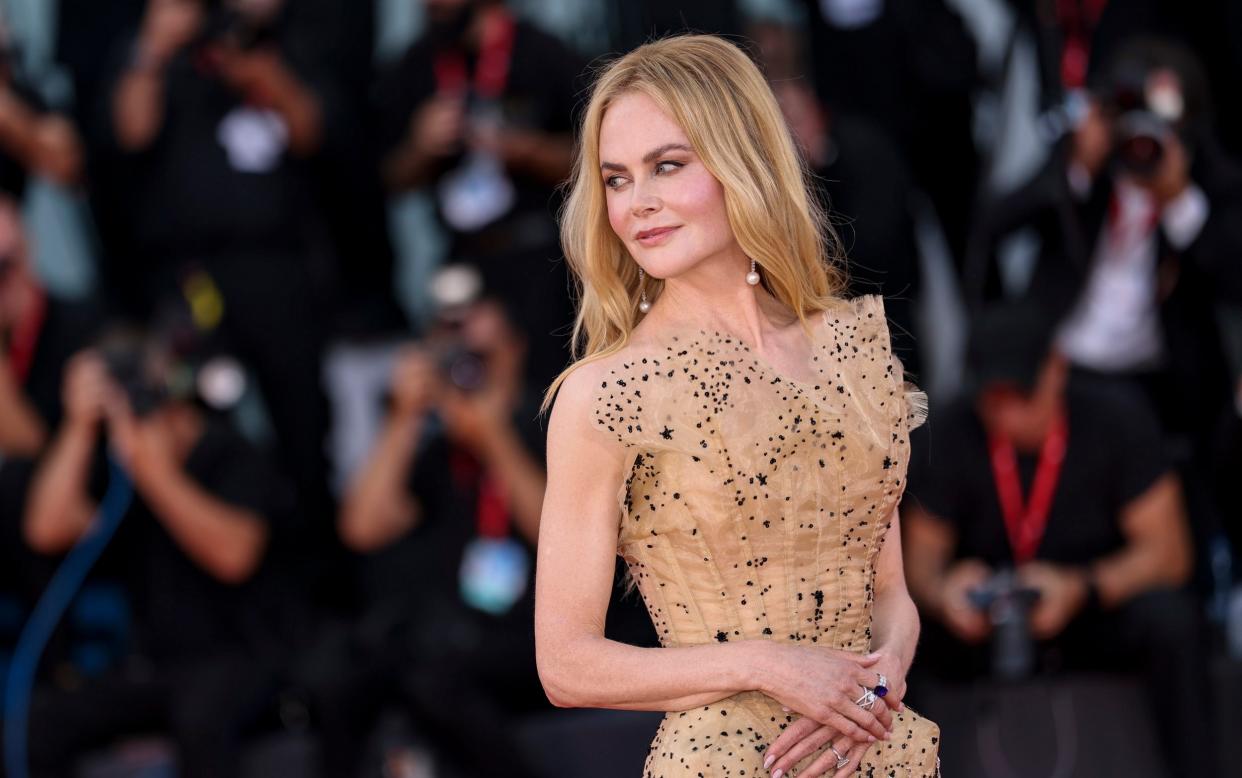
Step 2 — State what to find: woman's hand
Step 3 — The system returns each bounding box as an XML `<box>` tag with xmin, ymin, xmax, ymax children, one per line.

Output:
<box><xmin>763</xmin><ymin>710</ymin><xmax>889</xmax><ymax>778</ymax></box>
<box><xmin>865</xmin><ymin>648</ymin><xmax>908</xmax><ymax>713</ymax></box>
<box><xmin>763</xmin><ymin>644</ymin><xmax>892</xmax><ymax>743</ymax></box>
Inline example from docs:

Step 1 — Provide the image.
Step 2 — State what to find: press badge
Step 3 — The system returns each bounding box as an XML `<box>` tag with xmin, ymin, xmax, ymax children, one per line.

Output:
<box><xmin>459</xmin><ymin>536</ymin><xmax>528</xmax><ymax>615</ymax></box>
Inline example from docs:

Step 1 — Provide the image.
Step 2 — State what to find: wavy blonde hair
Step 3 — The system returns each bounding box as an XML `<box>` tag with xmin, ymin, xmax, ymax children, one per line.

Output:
<box><xmin>541</xmin><ymin>34</ymin><xmax>845</xmax><ymax>413</ymax></box>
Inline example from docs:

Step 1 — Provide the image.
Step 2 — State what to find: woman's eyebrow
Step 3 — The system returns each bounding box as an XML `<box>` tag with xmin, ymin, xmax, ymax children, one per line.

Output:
<box><xmin>600</xmin><ymin>142</ymin><xmax>693</xmax><ymax>172</ymax></box>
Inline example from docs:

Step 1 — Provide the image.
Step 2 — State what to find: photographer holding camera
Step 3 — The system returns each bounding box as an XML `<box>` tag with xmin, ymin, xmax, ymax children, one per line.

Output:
<box><xmin>965</xmin><ymin>37</ymin><xmax>1242</xmax><ymax>456</ymax></box>
<box><xmin>18</xmin><ymin>325</ymin><xmax>299</xmax><ymax>778</ymax></box>
<box><xmin>101</xmin><ymin>0</ymin><xmax>338</xmax><ymax>546</ymax></box>
<box><xmin>313</xmin><ymin>280</ymin><xmax>547</xmax><ymax>777</ymax></box>
<box><xmin>374</xmin><ymin>0</ymin><xmax>587</xmax><ymax>386</ymax></box>
<box><xmin>904</xmin><ymin>304</ymin><xmax>1209</xmax><ymax>776</ymax></box>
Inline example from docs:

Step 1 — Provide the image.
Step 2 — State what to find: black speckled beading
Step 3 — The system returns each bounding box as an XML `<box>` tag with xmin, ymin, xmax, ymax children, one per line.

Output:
<box><xmin>593</xmin><ymin>295</ymin><xmax>940</xmax><ymax>777</ymax></box>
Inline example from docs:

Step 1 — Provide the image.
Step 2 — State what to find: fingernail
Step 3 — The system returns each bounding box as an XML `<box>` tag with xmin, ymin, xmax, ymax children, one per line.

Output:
<box><xmin>764</xmin><ymin>754</ymin><xmax>774</xmax><ymax>769</ymax></box>
<box><xmin>868</xmin><ymin>735</ymin><xmax>876</xmax><ymax>742</ymax></box>
<box><xmin>780</xmin><ymin>706</ymin><xmax>789</xmax><ymax>712</ymax></box>
<box><xmin>772</xmin><ymin>769</ymin><xmax>783</xmax><ymax>778</ymax></box>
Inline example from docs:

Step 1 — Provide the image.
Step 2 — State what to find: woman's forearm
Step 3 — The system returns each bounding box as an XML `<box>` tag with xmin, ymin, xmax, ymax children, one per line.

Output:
<box><xmin>539</xmin><ymin>634</ymin><xmax>775</xmax><ymax>711</ymax></box>
<box><xmin>868</xmin><ymin>587</ymin><xmax>920</xmax><ymax>674</ymax></box>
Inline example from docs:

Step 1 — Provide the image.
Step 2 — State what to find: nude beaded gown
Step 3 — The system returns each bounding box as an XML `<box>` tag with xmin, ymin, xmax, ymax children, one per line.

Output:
<box><xmin>593</xmin><ymin>295</ymin><xmax>940</xmax><ymax>777</ymax></box>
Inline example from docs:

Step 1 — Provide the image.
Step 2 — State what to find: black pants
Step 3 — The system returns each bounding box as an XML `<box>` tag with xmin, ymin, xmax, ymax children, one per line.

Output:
<box><xmin>917</xmin><ymin>587</ymin><xmax>1215</xmax><ymax>776</ymax></box>
<box><xmin>18</xmin><ymin>648</ymin><xmax>278</xmax><ymax>778</ymax></box>
<box><xmin>305</xmin><ymin>597</ymin><xmax>548</xmax><ymax>778</ymax></box>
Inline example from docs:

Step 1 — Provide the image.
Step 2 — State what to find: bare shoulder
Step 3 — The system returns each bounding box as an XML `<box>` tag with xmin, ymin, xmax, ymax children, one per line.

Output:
<box><xmin>546</xmin><ymin>351</ymin><xmax>635</xmax><ymax>455</ymax></box>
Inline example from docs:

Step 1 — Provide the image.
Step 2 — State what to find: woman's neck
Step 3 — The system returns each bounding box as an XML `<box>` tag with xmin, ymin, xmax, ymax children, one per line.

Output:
<box><xmin>639</xmin><ymin>248</ymin><xmax>793</xmax><ymax>351</ymax></box>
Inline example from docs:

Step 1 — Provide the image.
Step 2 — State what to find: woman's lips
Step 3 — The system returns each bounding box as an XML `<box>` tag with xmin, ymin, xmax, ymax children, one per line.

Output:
<box><xmin>636</xmin><ymin>226</ymin><xmax>680</xmax><ymax>246</ymax></box>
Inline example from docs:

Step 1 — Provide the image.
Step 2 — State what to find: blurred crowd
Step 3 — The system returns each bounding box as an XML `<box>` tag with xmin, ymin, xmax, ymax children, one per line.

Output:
<box><xmin>0</xmin><ymin>0</ymin><xmax>1239</xmax><ymax>776</ymax></box>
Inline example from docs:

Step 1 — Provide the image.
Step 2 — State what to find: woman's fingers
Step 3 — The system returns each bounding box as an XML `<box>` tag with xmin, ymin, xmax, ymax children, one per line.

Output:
<box><xmin>764</xmin><ymin>717</ymin><xmax>820</xmax><ymax>770</ymax></box>
<box><xmin>826</xmin><ymin>702</ymin><xmax>885</xmax><ymax>743</ymax></box>
<box><xmin>835</xmin><ymin>689</ymin><xmax>889</xmax><ymax>740</ymax></box>
<box><xmin>833</xmin><ymin>739</ymin><xmax>869</xmax><ymax>778</ymax></box>
<box><xmin>873</xmin><ymin>698</ymin><xmax>894</xmax><ymax>731</ymax></box>
<box><xmin>794</xmin><ymin>734</ymin><xmax>867</xmax><ymax>778</ymax></box>
<box><xmin>766</xmin><ymin>723</ymin><xmax>837</xmax><ymax>778</ymax></box>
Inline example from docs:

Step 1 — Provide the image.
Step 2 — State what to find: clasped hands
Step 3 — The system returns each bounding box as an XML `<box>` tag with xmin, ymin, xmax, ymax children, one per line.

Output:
<box><xmin>762</xmin><ymin>646</ymin><xmax>906</xmax><ymax>778</ymax></box>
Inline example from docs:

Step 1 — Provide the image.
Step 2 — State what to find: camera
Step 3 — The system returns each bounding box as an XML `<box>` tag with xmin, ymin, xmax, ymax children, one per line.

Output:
<box><xmin>1101</xmin><ymin>63</ymin><xmax>1187</xmax><ymax>178</ymax></box>
<box><xmin>97</xmin><ymin>327</ymin><xmax>168</xmax><ymax>418</ymax></box>
<box><xmin>428</xmin><ymin>263</ymin><xmax>489</xmax><ymax>394</ymax></box>
<box><xmin>96</xmin><ymin>293</ymin><xmax>246</xmax><ymax>418</ymax></box>
<box><xmin>968</xmin><ymin>569</ymin><xmax>1042</xmax><ymax>680</ymax></box>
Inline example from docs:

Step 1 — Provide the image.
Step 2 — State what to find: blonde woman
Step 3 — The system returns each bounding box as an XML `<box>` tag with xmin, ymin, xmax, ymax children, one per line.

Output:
<box><xmin>535</xmin><ymin>35</ymin><xmax>939</xmax><ymax>777</ymax></box>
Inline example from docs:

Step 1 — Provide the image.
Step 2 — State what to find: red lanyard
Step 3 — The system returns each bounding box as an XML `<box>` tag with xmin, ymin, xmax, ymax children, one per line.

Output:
<box><xmin>432</xmin><ymin>11</ymin><xmax>516</xmax><ymax>100</ymax></box>
<box><xmin>1056</xmin><ymin>0</ymin><xmax>1109</xmax><ymax>90</ymax></box>
<box><xmin>988</xmin><ymin>413</ymin><xmax>1068</xmax><ymax>564</ymax></box>
<box><xmin>449</xmin><ymin>446</ymin><xmax>511</xmax><ymax>538</ymax></box>
<box><xmin>7</xmin><ymin>287</ymin><xmax>46</xmax><ymax>384</ymax></box>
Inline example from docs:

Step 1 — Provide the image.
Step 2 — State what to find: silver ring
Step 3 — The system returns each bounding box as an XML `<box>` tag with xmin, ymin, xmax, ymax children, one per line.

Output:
<box><xmin>855</xmin><ymin>689</ymin><xmax>877</xmax><ymax>710</ymax></box>
<box><xmin>876</xmin><ymin>673</ymin><xmax>888</xmax><ymax>689</ymax></box>
<box><xmin>830</xmin><ymin>745</ymin><xmax>849</xmax><ymax>770</ymax></box>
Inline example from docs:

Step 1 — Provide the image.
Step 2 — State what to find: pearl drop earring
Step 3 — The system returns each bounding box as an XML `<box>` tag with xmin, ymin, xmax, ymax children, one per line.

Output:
<box><xmin>638</xmin><ymin>267</ymin><xmax>651</xmax><ymax>313</ymax></box>
<box><xmin>746</xmin><ymin>258</ymin><xmax>761</xmax><ymax>286</ymax></box>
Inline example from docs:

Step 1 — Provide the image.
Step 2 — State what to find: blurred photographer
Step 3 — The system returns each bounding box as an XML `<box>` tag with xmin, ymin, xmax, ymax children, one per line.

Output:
<box><xmin>19</xmin><ymin>321</ymin><xmax>298</xmax><ymax>778</ymax></box>
<box><xmin>904</xmin><ymin>304</ymin><xmax>1209</xmax><ymax>776</ymax></box>
<box><xmin>102</xmin><ymin>0</ymin><xmax>337</xmax><ymax>543</ymax></box>
<box><xmin>374</xmin><ymin>0</ymin><xmax>587</xmax><ymax>386</ymax></box>
<box><xmin>965</xmin><ymin>37</ymin><xmax>1242</xmax><ymax>456</ymax></box>
<box><xmin>312</xmin><ymin>267</ymin><xmax>546</xmax><ymax>777</ymax></box>
<box><xmin>0</xmin><ymin>15</ymin><xmax>83</xmax><ymax>192</ymax></box>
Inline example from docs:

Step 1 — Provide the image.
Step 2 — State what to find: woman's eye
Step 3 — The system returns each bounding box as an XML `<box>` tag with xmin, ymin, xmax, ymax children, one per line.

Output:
<box><xmin>655</xmin><ymin>160</ymin><xmax>683</xmax><ymax>174</ymax></box>
<box><xmin>605</xmin><ymin>175</ymin><xmax>626</xmax><ymax>189</ymax></box>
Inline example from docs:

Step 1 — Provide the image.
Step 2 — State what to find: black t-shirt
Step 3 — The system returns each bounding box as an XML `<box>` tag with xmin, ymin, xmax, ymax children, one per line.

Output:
<box><xmin>98</xmin><ymin>31</ymin><xmax>323</xmax><ymax>259</ymax></box>
<box><xmin>372</xmin><ymin>19</ymin><xmax>586</xmax><ymax>247</ymax></box>
<box><xmin>358</xmin><ymin>394</ymin><xmax>546</xmax><ymax>630</ymax></box>
<box><xmin>20</xmin><ymin>294</ymin><xmax>105</xmax><ymax>434</ymax></box>
<box><xmin>94</xmin><ymin>418</ymin><xmax>298</xmax><ymax>663</ymax></box>
<box><xmin>908</xmin><ymin>384</ymin><xmax>1169</xmax><ymax>567</ymax></box>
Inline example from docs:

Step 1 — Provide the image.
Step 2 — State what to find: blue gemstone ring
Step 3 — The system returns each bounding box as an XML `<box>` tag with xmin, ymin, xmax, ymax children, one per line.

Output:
<box><xmin>874</xmin><ymin>673</ymin><xmax>889</xmax><ymax>698</ymax></box>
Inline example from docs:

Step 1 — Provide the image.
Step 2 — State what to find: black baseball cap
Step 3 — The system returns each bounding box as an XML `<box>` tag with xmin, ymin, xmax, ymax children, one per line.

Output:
<box><xmin>965</xmin><ymin>303</ymin><xmax>1059</xmax><ymax>395</ymax></box>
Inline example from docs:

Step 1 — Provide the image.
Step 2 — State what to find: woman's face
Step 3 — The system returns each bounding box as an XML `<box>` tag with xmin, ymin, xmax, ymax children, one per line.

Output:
<box><xmin>598</xmin><ymin>91</ymin><xmax>738</xmax><ymax>281</ymax></box>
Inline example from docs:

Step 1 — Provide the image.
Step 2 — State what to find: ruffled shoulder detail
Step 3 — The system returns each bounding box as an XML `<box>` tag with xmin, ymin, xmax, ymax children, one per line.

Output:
<box><xmin>842</xmin><ymin>294</ymin><xmax>928</xmax><ymax>432</ymax></box>
<box><xmin>904</xmin><ymin>383</ymin><xmax>929</xmax><ymax>431</ymax></box>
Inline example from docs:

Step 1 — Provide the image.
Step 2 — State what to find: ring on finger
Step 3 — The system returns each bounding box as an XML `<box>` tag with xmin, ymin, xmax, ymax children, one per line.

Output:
<box><xmin>875</xmin><ymin>673</ymin><xmax>889</xmax><ymax>698</ymax></box>
<box><xmin>855</xmin><ymin>689</ymin><xmax>878</xmax><ymax>710</ymax></box>
<box><xmin>830</xmin><ymin>745</ymin><xmax>849</xmax><ymax>770</ymax></box>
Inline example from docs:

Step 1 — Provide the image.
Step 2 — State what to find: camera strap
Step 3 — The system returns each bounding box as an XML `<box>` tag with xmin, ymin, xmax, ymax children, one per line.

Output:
<box><xmin>7</xmin><ymin>287</ymin><xmax>46</xmax><ymax>385</ymax></box>
<box><xmin>432</xmin><ymin>10</ymin><xmax>517</xmax><ymax>101</ymax></box>
<box><xmin>988</xmin><ymin>412</ymin><xmax>1068</xmax><ymax>564</ymax></box>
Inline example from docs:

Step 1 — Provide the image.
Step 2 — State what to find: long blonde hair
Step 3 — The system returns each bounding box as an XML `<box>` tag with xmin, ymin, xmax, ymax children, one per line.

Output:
<box><xmin>541</xmin><ymin>34</ymin><xmax>845</xmax><ymax>413</ymax></box>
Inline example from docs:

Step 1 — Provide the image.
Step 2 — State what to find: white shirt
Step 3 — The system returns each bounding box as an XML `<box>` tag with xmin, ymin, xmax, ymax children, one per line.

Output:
<box><xmin>1057</xmin><ymin>178</ymin><xmax>1209</xmax><ymax>372</ymax></box>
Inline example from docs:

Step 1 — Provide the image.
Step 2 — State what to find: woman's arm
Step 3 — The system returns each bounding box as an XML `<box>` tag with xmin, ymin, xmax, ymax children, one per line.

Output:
<box><xmin>867</xmin><ymin>505</ymin><xmax>921</xmax><ymax>705</ymax></box>
<box><xmin>534</xmin><ymin>364</ymin><xmax>889</xmax><ymax>740</ymax></box>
